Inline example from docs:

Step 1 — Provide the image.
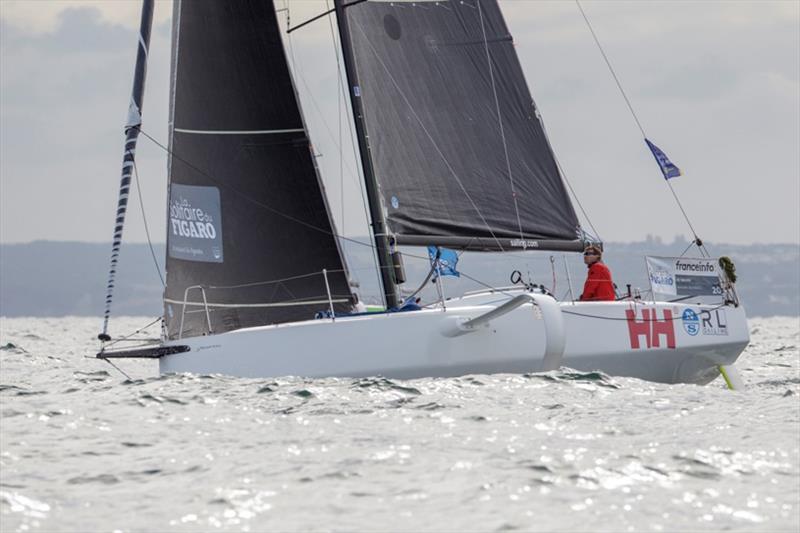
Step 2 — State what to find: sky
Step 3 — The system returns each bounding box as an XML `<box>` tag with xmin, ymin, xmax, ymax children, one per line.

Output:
<box><xmin>1</xmin><ymin>0</ymin><xmax>798</xmax><ymax>246</ymax></box>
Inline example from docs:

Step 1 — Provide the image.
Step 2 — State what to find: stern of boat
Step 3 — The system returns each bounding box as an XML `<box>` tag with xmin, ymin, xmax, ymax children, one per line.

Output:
<box><xmin>560</xmin><ymin>301</ymin><xmax>749</xmax><ymax>385</ymax></box>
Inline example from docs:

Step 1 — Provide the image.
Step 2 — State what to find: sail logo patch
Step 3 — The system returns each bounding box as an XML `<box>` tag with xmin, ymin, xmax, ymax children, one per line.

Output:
<box><xmin>682</xmin><ymin>309</ymin><xmax>700</xmax><ymax>336</ymax></box>
<box><xmin>168</xmin><ymin>184</ymin><xmax>223</xmax><ymax>263</ymax></box>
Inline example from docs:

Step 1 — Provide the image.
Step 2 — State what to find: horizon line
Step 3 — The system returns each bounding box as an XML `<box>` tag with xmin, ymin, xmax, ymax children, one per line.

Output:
<box><xmin>1</xmin><ymin>238</ymin><xmax>799</xmax><ymax>247</ymax></box>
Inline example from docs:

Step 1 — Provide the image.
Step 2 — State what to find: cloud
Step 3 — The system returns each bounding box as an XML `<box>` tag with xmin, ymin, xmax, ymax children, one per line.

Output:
<box><xmin>1</xmin><ymin>6</ymin><xmax>172</xmax><ymax>243</ymax></box>
<box><xmin>0</xmin><ymin>0</ymin><xmax>172</xmax><ymax>35</ymax></box>
<box><xmin>0</xmin><ymin>0</ymin><xmax>797</xmax><ymax>245</ymax></box>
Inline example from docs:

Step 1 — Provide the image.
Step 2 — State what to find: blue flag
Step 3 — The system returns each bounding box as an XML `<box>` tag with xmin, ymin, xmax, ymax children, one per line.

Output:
<box><xmin>427</xmin><ymin>246</ymin><xmax>460</xmax><ymax>278</ymax></box>
<box><xmin>645</xmin><ymin>138</ymin><xmax>682</xmax><ymax>180</ymax></box>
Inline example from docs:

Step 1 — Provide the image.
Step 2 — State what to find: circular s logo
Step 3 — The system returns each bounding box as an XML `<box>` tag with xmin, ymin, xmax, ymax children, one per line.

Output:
<box><xmin>682</xmin><ymin>309</ymin><xmax>699</xmax><ymax>336</ymax></box>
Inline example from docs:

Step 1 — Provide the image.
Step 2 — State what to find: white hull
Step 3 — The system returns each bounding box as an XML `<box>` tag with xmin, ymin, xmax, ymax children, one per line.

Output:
<box><xmin>159</xmin><ymin>290</ymin><xmax>749</xmax><ymax>385</ymax></box>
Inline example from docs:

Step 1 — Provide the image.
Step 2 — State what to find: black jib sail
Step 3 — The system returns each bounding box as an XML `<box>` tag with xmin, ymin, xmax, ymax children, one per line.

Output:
<box><xmin>164</xmin><ymin>0</ymin><xmax>354</xmax><ymax>339</ymax></box>
<box><xmin>338</xmin><ymin>0</ymin><xmax>584</xmax><ymax>252</ymax></box>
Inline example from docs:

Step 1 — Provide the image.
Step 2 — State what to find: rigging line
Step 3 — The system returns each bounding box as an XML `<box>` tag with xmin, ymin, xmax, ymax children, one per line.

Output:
<box><xmin>477</xmin><ymin>0</ymin><xmax>524</xmax><ymax>244</ymax></box>
<box><xmin>337</xmin><ymin>104</ymin><xmax>384</xmax><ymax>297</ymax></box>
<box><xmin>575</xmin><ymin>0</ymin><xmax>645</xmax><ymax>139</ymax></box>
<box><xmin>562</xmin><ymin>302</ymin><xmax>728</xmax><ymax>322</ymax></box>
<box><xmin>131</xmin><ymin>156</ymin><xmax>165</xmax><ymax>287</ymax></box>
<box><xmin>458</xmin><ymin>271</ymin><xmax>518</xmax><ymax>299</ymax></box>
<box><xmin>426</xmin><ymin>244</ymin><xmax>562</xmax><ymax>264</ymax></box>
<box><xmin>553</xmin><ymin>154</ymin><xmax>599</xmax><ymax>241</ymax></box>
<box><xmin>165</xmin><ymin>297</ymin><xmax>351</xmax><ymax>309</ymax></box>
<box><xmin>102</xmin><ymin>317</ymin><xmax>162</xmax><ymax>349</ymax></box>
<box><xmin>330</xmin><ymin>55</ymin><xmax>383</xmax><ymax>300</ymax></box>
<box><xmin>324</xmin><ymin>0</ymin><xmax>346</xmax><ymax>242</ymax></box>
<box><xmin>352</xmin><ymin>22</ymin><xmax>506</xmax><ymax>253</ymax></box>
<box><xmin>535</xmin><ymin>103</ymin><xmax>601</xmax><ymax>241</ymax></box>
<box><xmin>137</xmin><ymin>128</ymin><xmax>377</xmax><ymax>254</ymax></box>
<box><xmin>284</xmin><ymin>6</ymin><xmax>380</xmax><ymax>287</ymax></box>
<box><xmin>403</xmin><ymin>258</ymin><xmax>439</xmax><ymax>304</ymax></box>
<box><xmin>667</xmin><ymin>178</ymin><xmax>705</xmax><ymax>254</ymax></box>
<box><xmin>184</xmin><ymin>253</ymin><xmax>423</xmax><ymax>293</ymax></box>
<box><xmin>140</xmin><ymin>138</ymin><xmax>570</xmax><ymax>295</ymax></box>
<box><xmin>286</xmin><ymin>0</ymin><xmax>381</xmax><ymax>294</ymax></box>
<box><xmin>207</xmin><ymin>268</ymin><xmax>347</xmax><ymax>290</ymax></box>
<box><xmin>576</xmin><ymin>0</ymin><xmax>706</xmax><ymax>252</ymax></box>
<box><xmin>325</xmin><ymin>3</ymin><xmax>384</xmax><ymax>295</ymax></box>
<box><xmin>679</xmin><ymin>236</ymin><xmax>696</xmax><ymax>258</ymax></box>
<box><xmin>282</xmin><ymin>8</ymin><xmax>348</xmax><ymax>273</ymax></box>
<box><xmin>666</xmin><ymin>179</ymin><xmax>705</xmax><ymax>252</ymax></box>
<box><xmin>102</xmin><ymin>358</ymin><xmax>132</xmax><ymax>381</ymax></box>
<box><xmin>99</xmin><ymin>339</ymin><xmax>162</xmax><ymax>349</ymax></box>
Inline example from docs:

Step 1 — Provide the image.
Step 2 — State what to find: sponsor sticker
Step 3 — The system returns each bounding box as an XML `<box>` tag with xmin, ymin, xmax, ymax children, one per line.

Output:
<box><xmin>509</xmin><ymin>239</ymin><xmax>540</xmax><ymax>249</ymax></box>
<box><xmin>625</xmin><ymin>307</ymin><xmax>676</xmax><ymax>350</ymax></box>
<box><xmin>700</xmin><ymin>309</ymin><xmax>728</xmax><ymax>336</ymax></box>
<box><xmin>646</xmin><ymin>256</ymin><xmax>723</xmax><ymax>299</ymax></box>
<box><xmin>649</xmin><ymin>268</ymin><xmax>676</xmax><ymax>296</ymax></box>
<box><xmin>676</xmin><ymin>274</ymin><xmax>722</xmax><ymax>296</ymax></box>
<box><xmin>646</xmin><ymin>257</ymin><xmax>677</xmax><ymax>296</ymax></box>
<box><xmin>672</xmin><ymin>258</ymin><xmax>722</xmax><ymax>296</ymax></box>
<box><xmin>682</xmin><ymin>308</ymin><xmax>700</xmax><ymax>336</ymax></box>
<box><xmin>168</xmin><ymin>184</ymin><xmax>223</xmax><ymax>263</ymax></box>
<box><xmin>679</xmin><ymin>307</ymin><xmax>728</xmax><ymax>336</ymax></box>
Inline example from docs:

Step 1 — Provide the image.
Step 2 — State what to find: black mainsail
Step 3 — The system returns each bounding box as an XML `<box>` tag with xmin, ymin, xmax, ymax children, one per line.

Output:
<box><xmin>337</xmin><ymin>0</ymin><xmax>584</xmax><ymax>252</ymax></box>
<box><xmin>164</xmin><ymin>0</ymin><xmax>354</xmax><ymax>339</ymax></box>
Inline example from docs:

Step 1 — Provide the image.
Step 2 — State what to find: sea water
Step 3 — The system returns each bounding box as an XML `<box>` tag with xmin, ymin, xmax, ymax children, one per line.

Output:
<box><xmin>0</xmin><ymin>316</ymin><xmax>798</xmax><ymax>532</ymax></box>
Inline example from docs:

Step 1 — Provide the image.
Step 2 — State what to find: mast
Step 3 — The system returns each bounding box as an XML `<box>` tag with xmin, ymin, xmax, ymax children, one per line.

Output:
<box><xmin>98</xmin><ymin>0</ymin><xmax>155</xmax><ymax>341</ymax></box>
<box><xmin>333</xmin><ymin>0</ymin><xmax>399</xmax><ymax>310</ymax></box>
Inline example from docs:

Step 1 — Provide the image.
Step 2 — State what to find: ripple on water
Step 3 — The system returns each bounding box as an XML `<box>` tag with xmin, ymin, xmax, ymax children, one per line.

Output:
<box><xmin>0</xmin><ymin>315</ymin><xmax>797</xmax><ymax>532</ymax></box>
<box><xmin>1</xmin><ymin>343</ymin><xmax>27</xmax><ymax>353</ymax></box>
<box><xmin>66</xmin><ymin>474</ymin><xmax>120</xmax><ymax>485</ymax></box>
<box><xmin>0</xmin><ymin>385</ymin><xmax>46</xmax><ymax>396</ymax></box>
<box><xmin>0</xmin><ymin>491</ymin><xmax>50</xmax><ymax>518</ymax></box>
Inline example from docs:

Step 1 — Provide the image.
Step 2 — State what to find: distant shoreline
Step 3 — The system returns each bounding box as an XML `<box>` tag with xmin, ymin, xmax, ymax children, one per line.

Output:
<box><xmin>1</xmin><ymin>240</ymin><xmax>798</xmax><ymax>318</ymax></box>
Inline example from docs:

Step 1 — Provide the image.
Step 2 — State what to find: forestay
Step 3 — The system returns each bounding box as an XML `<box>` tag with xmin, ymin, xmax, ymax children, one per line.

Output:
<box><xmin>339</xmin><ymin>0</ymin><xmax>583</xmax><ymax>251</ymax></box>
<box><xmin>164</xmin><ymin>0</ymin><xmax>353</xmax><ymax>340</ymax></box>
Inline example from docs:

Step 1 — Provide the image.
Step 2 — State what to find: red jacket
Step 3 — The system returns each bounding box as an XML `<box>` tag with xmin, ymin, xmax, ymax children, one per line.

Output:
<box><xmin>580</xmin><ymin>261</ymin><xmax>616</xmax><ymax>301</ymax></box>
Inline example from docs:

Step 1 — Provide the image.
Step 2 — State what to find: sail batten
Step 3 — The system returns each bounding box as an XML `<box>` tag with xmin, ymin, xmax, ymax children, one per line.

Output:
<box><xmin>339</xmin><ymin>0</ymin><xmax>582</xmax><ymax>251</ymax></box>
<box><xmin>173</xmin><ymin>128</ymin><xmax>306</xmax><ymax>135</ymax></box>
<box><xmin>164</xmin><ymin>0</ymin><xmax>353</xmax><ymax>340</ymax></box>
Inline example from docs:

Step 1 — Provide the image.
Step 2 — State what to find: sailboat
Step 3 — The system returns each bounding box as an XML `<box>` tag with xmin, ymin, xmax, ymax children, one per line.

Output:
<box><xmin>98</xmin><ymin>0</ymin><xmax>749</xmax><ymax>387</ymax></box>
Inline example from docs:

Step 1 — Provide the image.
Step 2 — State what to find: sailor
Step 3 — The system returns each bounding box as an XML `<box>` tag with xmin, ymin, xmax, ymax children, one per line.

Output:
<box><xmin>579</xmin><ymin>245</ymin><xmax>616</xmax><ymax>301</ymax></box>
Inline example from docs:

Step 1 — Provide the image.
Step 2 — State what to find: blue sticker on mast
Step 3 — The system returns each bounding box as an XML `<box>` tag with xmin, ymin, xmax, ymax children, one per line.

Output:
<box><xmin>645</xmin><ymin>138</ymin><xmax>682</xmax><ymax>180</ymax></box>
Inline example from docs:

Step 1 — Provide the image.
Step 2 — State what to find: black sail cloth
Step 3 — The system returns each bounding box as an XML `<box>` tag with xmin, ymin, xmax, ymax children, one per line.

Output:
<box><xmin>164</xmin><ymin>0</ymin><xmax>353</xmax><ymax>339</ymax></box>
<box><xmin>340</xmin><ymin>0</ymin><xmax>583</xmax><ymax>251</ymax></box>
